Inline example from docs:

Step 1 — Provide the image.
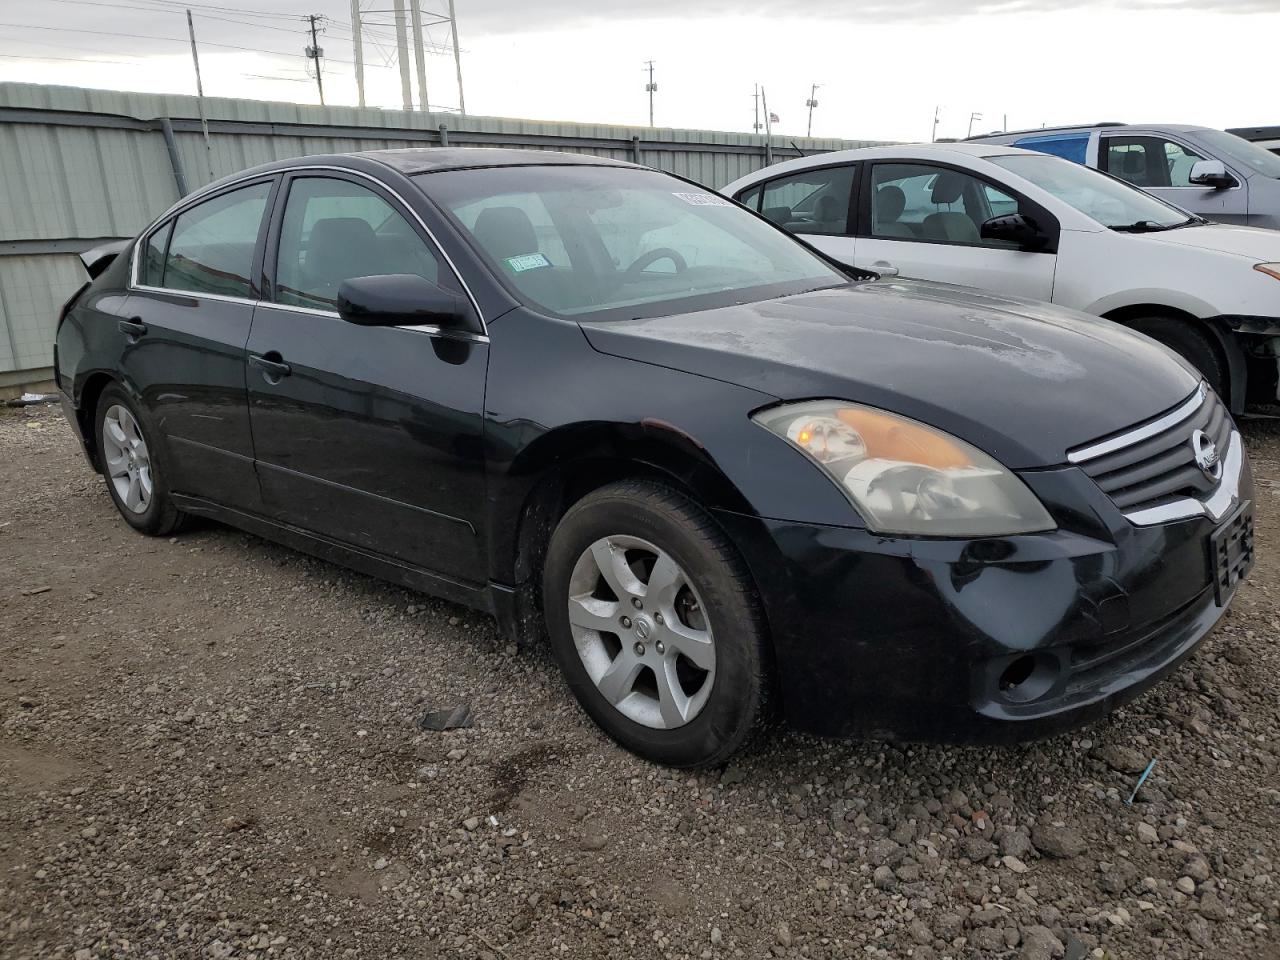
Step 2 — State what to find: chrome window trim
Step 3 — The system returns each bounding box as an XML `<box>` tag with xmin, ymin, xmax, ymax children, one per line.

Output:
<box><xmin>1123</xmin><ymin>430</ymin><xmax>1244</xmax><ymax>526</ymax></box>
<box><xmin>255</xmin><ymin>299</ymin><xmax>489</xmax><ymax>343</ymax></box>
<box><xmin>128</xmin><ymin>163</ymin><xmax>487</xmax><ymax>335</ymax></box>
<box><xmin>1067</xmin><ymin>386</ymin><xmax>1205</xmax><ymax>464</ymax></box>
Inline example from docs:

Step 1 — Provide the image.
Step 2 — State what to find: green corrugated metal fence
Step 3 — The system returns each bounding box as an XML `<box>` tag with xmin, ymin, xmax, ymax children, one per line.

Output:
<box><xmin>0</xmin><ymin>81</ymin><xmax>886</xmax><ymax>386</ymax></box>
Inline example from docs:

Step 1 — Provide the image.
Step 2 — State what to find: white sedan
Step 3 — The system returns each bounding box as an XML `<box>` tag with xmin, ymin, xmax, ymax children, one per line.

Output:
<box><xmin>722</xmin><ymin>143</ymin><xmax>1280</xmax><ymax>411</ymax></box>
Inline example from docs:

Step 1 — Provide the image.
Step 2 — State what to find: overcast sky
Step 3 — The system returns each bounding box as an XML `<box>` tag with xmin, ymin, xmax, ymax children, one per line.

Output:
<box><xmin>1</xmin><ymin>0</ymin><xmax>1278</xmax><ymax>141</ymax></box>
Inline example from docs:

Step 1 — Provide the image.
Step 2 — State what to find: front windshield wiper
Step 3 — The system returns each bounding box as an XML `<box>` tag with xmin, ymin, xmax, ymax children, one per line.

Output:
<box><xmin>1109</xmin><ymin>220</ymin><xmax>1176</xmax><ymax>233</ymax></box>
<box><xmin>1171</xmin><ymin>215</ymin><xmax>1211</xmax><ymax>229</ymax></box>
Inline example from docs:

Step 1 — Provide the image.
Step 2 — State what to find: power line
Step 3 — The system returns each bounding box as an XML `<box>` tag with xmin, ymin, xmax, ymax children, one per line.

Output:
<box><xmin>0</xmin><ymin>51</ymin><xmax>133</xmax><ymax>64</ymax></box>
<box><xmin>0</xmin><ymin>19</ymin><xmax>396</xmax><ymax>68</ymax></box>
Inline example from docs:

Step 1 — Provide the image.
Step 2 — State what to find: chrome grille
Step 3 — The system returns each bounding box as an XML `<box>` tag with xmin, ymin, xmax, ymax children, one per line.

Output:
<box><xmin>1068</xmin><ymin>387</ymin><xmax>1237</xmax><ymax>523</ymax></box>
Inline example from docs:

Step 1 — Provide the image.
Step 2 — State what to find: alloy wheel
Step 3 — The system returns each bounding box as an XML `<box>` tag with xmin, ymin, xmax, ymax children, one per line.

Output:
<box><xmin>566</xmin><ymin>535</ymin><xmax>716</xmax><ymax>729</ymax></box>
<box><xmin>101</xmin><ymin>404</ymin><xmax>153</xmax><ymax>515</ymax></box>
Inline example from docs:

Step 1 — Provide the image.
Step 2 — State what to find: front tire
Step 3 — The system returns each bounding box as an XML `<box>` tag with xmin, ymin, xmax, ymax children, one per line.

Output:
<box><xmin>1128</xmin><ymin>317</ymin><xmax>1228</xmax><ymax>401</ymax></box>
<box><xmin>542</xmin><ymin>480</ymin><xmax>771</xmax><ymax>768</ymax></box>
<box><xmin>95</xmin><ymin>385</ymin><xmax>186</xmax><ymax>536</ymax></box>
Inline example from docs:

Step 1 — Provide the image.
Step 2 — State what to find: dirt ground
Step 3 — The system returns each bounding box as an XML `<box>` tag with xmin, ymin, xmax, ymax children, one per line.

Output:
<box><xmin>1</xmin><ymin>401</ymin><xmax>1278</xmax><ymax>960</ymax></box>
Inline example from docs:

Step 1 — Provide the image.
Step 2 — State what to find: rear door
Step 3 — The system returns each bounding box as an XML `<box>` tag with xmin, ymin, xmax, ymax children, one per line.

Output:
<box><xmin>732</xmin><ymin>164</ymin><xmax>858</xmax><ymax>265</ymax></box>
<box><xmin>1099</xmin><ymin>133</ymin><xmax>1249</xmax><ymax>224</ymax></box>
<box><xmin>245</xmin><ymin>171</ymin><xmax>490</xmax><ymax>585</ymax></box>
<box><xmin>125</xmin><ymin>178</ymin><xmax>276</xmax><ymax>511</ymax></box>
<box><xmin>851</xmin><ymin>161</ymin><xmax>1058</xmax><ymax>300</ymax></box>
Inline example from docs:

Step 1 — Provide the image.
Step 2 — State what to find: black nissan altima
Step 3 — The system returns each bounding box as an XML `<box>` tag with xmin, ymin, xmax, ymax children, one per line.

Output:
<box><xmin>54</xmin><ymin>147</ymin><xmax>1254</xmax><ymax>767</ymax></box>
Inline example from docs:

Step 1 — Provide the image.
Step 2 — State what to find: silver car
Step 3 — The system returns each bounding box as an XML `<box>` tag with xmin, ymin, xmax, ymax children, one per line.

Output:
<box><xmin>969</xmin><ymin>122</ymin><xmax>1280</xmax><ymax>229</ymax></box>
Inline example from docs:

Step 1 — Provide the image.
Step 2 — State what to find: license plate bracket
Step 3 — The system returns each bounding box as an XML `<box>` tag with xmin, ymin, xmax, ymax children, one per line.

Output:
<box><xmin>1210</xmin><ymin>501</ymin><xmax>1254</xmax><ymax>605</ymax></box>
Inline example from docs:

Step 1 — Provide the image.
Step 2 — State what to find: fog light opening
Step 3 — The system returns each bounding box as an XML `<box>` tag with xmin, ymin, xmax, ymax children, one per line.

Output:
<box><xmin>999</xmin><ymin>656</ymin><xmax>1036</xmax><ymax>692</ymax></box>
<box><xmin>995</xmin><ymin>654</ymin><xmax>1057</xmax><ymax>704</ymax></box>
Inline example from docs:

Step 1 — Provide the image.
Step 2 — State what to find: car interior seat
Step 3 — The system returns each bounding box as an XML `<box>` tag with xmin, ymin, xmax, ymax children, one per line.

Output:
<box><xmin>873</xmin><ymin>185</ymin><xmax>915</xmax><ymax>239</ymax></box>
<box><xmin>808</xmin><ymin>194</ymin><xmax>846</xmax><ymax>234</ymax></box>
<box><xmin>298</xmin><ymin>217</ymin><xmax>381</xmax><ymax>306</ymax></box>
<box><xmin>922</xmin><ymin>173</ymin><xmax>980</xmax><ymax>243</ymax></box>
<box><xmin>472</xmin><ymin>205</ymin><xmax>574</xmax><ymax>309</ymax></box>
<box><xmin>763</xmin><ymin>206</ymin><xmax>793</xmax><ymax>226</ymax></box>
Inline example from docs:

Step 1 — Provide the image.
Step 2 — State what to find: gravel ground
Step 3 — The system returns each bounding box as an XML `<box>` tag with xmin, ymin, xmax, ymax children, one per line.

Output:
<box><xmin>2</xmin><ymin>402</ymin><xmax>1279</xmax><ymax>960</ymax></box>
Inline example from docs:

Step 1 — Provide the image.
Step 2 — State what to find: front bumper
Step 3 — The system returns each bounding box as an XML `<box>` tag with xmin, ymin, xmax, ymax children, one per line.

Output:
<box><xmin>717</xmin><ymin>456</ymin><xmax>1254</xmax><ymax>743</ymax></box>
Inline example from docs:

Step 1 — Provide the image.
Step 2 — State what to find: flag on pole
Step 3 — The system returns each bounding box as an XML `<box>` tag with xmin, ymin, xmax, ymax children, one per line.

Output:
<box><xmin>769</xmin><ymin>112</ymin><xmax>780</xmax><ymax>123</ymax></box>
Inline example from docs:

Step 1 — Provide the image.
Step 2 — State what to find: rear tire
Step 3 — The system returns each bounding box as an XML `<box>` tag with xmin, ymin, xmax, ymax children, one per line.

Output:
<box><xmin>542</xmin><ymin>480</ymin><xmax>771</xmax><ymax>768</ymax></box>
<box><xmin>1127</xmin><ymin>317</ymin><xmax>1228</xmax><ymax>401</ymax></box>
<box><xmin>94</xmin><ymin>384</ymin><xmax>186</xmax><ymax>537</ymax></box>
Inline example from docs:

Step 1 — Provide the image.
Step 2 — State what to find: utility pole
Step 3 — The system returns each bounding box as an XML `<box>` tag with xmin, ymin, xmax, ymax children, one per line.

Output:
<box><xmin>753</xmin><ymin>84</ymin><xmax>760</xmax><ymax>134</ymax></box>
<box><xmin>185</xmin><ymin>9</ymin><xmax>214</xmax><ymax>180</ymax></box>
<box><xmin>392</xmin><ymin>0</ymin><xmax>412</xmax><ymax>111</ymax></box>
<box><xmin>350</xmin><ymin>0</ymin><xmax>365</xmax><ymax>108</ymax></box>
<box><xmin>805</xmin><ymin>83</ymin><xmax>819</xmax><ymax>138</ymax></box>
<box><xmin>761</xmin><ymin>86</ymin><xmax>773</xmax><ymax>165</ymax></box>
<box><xmin>643</xmin><ymin>60</ymin><xmax>656</xmax><ymax>127</ymax></box>
<box><xmin>931</xmin><ymin>105</ymin><xmax>940</xmax><ymax>142</ymax></box>
<box><xmin>1002</xmin><ymin>113</ymin><xmax>1007</xmax><ymax>132</ymax></box>
<box><xmin>447</xmin><ymin>0</ymin><xmax>465</xmax><ymax>114</ymax></box>
<box><xmin>409</xmin><ymin>0</ymin><xmax>428</xmax><ymax>111</ymax></box>
<box><xmin>967</xmin><ymin>111</ymin><xmax>982</xmax><ymax>138</ymax></box>
<box><xmin>306</xmin><ymin>13</ymin><xmax>325</xmax><ymax>106</ymax></box>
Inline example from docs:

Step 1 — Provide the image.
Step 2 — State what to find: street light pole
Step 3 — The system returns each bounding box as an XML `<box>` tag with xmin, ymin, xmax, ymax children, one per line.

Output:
<box><xmin>967</xmin><ymin>111</ymin><xmax>983</xmax><ymax>139</ymax></box>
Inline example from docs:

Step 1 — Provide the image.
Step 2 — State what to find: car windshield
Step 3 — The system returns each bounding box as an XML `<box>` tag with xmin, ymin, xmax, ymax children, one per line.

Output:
<box><xmin>1193</xmin><ymin>128</ymin><xmax>1280</xmax><ymax>178</ymax></box>
<box><xmin>420</xmin><ymin>165</ymin><xmax>847</xmax><ymax>320</ymax></box>
<box><xmin>988</xmin><ymin>152</ymin><xmax>1192</xmax><ymax>230</ymax></box>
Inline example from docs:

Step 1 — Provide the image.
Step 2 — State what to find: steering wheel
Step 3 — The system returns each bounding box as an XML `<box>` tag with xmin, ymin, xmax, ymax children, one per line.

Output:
<box><xmin>624</xmin><ymin>247</ymin><xmax>688</xmax><ymax>279</ymax></box>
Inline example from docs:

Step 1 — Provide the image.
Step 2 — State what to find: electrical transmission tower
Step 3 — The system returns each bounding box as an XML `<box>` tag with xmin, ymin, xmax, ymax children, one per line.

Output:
<box><xmin>350</xmin><ymin>0</ymin><xmax>467</xmax><ymax>113</ymax></box>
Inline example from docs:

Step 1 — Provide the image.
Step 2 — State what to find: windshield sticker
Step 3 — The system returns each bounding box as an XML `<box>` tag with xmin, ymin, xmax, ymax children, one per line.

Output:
<box><xmin>505</xmin><ymin>253</ymin><xmax>550</xmax><ymax>273</ymax></box>
<box><xmin>673</xmin><ymin>192</ymin><xmax>733</xmax><ymax>207</ymax></box>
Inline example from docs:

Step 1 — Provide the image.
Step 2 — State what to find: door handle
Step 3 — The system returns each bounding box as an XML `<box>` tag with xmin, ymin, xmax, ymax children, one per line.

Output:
<box><xmin>870</xmin><ymin>261</ymin><xmax>900</xmax><ymax>278</ymax></box>
<box><xmin>118</xmin><ymin>318</ymin><xmax>148</xmax><ymax>338</ymax></box>
<box><xmin>248</xmin><ymin>352</ymin><xmax>292</xmax><ymax>380</ymax></box>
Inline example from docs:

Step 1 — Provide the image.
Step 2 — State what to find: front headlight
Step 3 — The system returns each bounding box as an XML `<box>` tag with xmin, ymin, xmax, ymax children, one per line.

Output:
<box><xmin>1255</xmin><ymin>263</ymin><xmax>1280</xmax><ymax>281</ymax></box>
<box><xmin>753</xmin><ymin>400</ymin><xmax>1055</xmax><ymax>536</ymax></box>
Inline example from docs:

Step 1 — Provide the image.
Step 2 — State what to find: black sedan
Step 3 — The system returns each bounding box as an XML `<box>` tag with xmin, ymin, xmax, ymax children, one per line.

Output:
<box><xmin>54</xmin><ymin>148</ymin><xmax>1254</xmax><ymax>767</ymax></box>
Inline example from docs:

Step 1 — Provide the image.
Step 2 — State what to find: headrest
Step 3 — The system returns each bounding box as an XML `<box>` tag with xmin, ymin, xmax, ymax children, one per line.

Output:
<box><xmin>876</xmin><ymin>184</ymin><xmax>906</xmax><ymax>221</ymax></box>
<box><xmin>931</xmin><ymin>172</ymin><xmax>967</xmax><ymax>205</ymax></box>
<box><xmin>473</xmin><ymin>206</ymin><xmax>539</xmax><ymax>261</ymax></box>
<box><xmin>814</xmin><ymin>195</ymin><xmax>842</xmax><ymax>223</ymax></box>
<box><xmin>306</xmin><ymin>218</ymin><xmax>379</xmax><ymax>282</ymax></box>
<box><xmin>762</xmin><ymin>206</ymin><xmax>793</xmax><ymax>225</ymax></box>
<box><xmin>1122</xmin><ymin>152</ymin><xmax>1145</xmax><ymax>176</ymax></box>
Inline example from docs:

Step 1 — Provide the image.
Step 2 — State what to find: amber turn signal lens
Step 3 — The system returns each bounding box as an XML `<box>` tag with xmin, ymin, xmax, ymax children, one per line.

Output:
<box><xmin>836</xmin><ymin>407</ymin><xmax>973</xmax><ymax>469</ymax></box>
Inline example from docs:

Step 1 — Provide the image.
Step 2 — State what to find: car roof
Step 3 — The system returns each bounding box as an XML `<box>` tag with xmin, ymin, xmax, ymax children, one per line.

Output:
<box><xmin>198</xmin><ymin>147</ymin><xmax>638</xmax><ymax>190</ymax></box>
<box><xmin>970</xmin><ymin>122</ymin><xmax>1212</xmax><ymax>142</ymax></box>
<box><xmin>725</xmin><ymin>142</ymin><xmax>1036</xmax><ymax>186</ymax></box>
<box><xmin>355</xmin><ymin>147</ymin><xmax>638</xmax><ymax>175</ymax></box>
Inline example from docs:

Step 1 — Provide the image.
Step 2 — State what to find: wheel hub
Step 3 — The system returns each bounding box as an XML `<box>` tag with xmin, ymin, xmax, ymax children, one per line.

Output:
<box><xmin>566</xmin><ymin>534</ymin><xmax>717</xmax><ymax>730</ymax></box>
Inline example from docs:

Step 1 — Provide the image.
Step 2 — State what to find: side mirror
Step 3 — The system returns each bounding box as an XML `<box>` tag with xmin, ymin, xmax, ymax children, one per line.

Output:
<box><xmin>1188</xmin><ymin>159</ymin><xmax>1235</xmax><ymax>189</ymax></box>
<box><xmin>980</xmin><ymin>213</ymin><xmax>1048</xmax><ymax>251</ymax></box>
<box><xmin>336</xmin><ymin>274</ymin><xmax>471</xmax><ymax>330</ymax></box>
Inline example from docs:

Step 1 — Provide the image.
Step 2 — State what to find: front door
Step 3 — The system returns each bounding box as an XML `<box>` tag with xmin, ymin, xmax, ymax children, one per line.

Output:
<box><xmin>124</xmin><ymin>178</ymin><xmax>275</xmax><ymax>512</ymax></box>
<box><xmin>852</xmin><ymin>161</ymin><xmax>1057</xmax><ymax>301</ymax></box>
<box><xmin>245</xmin><ymin>172</ymin><xmax>489</xmax><ymax>585</ymax></box>
<box><xmin>1100</xmin><ymin>134</ymin><xmax>1249</xmax><ymax>225</ymax></box>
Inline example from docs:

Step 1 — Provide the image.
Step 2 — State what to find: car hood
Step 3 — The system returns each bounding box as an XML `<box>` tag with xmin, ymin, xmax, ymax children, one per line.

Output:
<box><xmin>1144</xmin><ymin>222</ymin><xmax>1280</xmax><ymax>259</ymax></box>
<box><xmin>581</xmin><ymin>280</ymin><xmax>1199</xmax><ymax>469</ymax></box>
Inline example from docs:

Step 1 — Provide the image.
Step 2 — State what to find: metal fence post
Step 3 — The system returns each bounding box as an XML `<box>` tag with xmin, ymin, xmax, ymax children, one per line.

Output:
<box><xmin>158</xmin><ymin>118</ymin><xmax>189</xmax><ymax>197</ymax></box>
<box><xmin>631</xmin><ymin>135</ymin><xmax>641</xmax><ymax>165</ymax></box>
<box><xmin>439</xmin><ymin>123</ymin><xmax>449</xmax><ymax>147</ymax></box>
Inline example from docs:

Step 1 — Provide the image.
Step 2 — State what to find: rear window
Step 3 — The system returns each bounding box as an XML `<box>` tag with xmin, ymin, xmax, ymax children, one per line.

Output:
<box><xmin>163</xmin><ymin>181</ymin><xmax>271</xmax><ymax>298</ymax></box>
<box><xmin>1013</xmin><ymin>134</ymin><xmax>1090</xmax><ymax>165</ymax></box>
